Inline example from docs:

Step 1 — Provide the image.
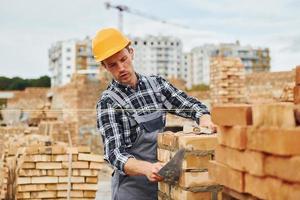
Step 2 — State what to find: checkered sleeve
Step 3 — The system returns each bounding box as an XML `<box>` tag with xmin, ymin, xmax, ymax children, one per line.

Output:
<box><xmin>156</xmin><ymin>76</ymin><xmax>210</xmax><ymax>123</ymax></box>
<box><xmin>96</xmin><ymin>96</ymin><xmax>134</xmax><ymax>175</ymax></box>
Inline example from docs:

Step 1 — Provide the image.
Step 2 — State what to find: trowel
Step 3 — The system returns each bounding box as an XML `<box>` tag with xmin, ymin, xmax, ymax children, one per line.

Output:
<box><xmin>157</xmin><ymin>148</ymin><xmax>185</xmax><ymax>185</ymax></box>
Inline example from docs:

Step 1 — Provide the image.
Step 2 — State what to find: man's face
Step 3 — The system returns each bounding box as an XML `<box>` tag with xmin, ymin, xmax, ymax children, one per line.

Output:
<box><xmin>102</xmin><ymin>48</ymin><xmax>135</xmax><ymax>86</ymax></box>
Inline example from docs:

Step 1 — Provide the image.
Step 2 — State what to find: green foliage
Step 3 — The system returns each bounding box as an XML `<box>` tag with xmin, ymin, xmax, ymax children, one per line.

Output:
<box><xmin>0</xmin><ymin>75</ymin><xmax>50</xmax><ymax>90</ymax></box>
<box><xmin>188</xmin><ymin>84</ymin><xmax>210</xmax><ymax>92</ymax></box>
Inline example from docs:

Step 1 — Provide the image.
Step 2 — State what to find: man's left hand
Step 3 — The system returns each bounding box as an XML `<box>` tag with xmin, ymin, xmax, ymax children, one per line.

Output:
<box><xmin>199</xmin><ymin>114</ymin><xmax>217</xmax><ymax>133</ymax></box>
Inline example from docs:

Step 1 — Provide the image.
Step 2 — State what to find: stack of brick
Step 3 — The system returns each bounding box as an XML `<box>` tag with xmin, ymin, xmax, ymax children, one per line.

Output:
<box><xmin>210</xmin><ymin>57</ymin><xmax>246</xmax><ymax>105</ymax></box>
<box><xmin>157</xmin><ymin>130</ymin><xmax>222</xmax><ymax>200</ymax></box>
<box><xmin>2</xmin><ymin>141</ymin><xmax>103</xmax><ymax>199</ymax></box>
<box><xmin>209</xmin><ymin>103</ymin><xmax>300</xmax><ymax>199</ymax></box>
<box><xmin>294</xmin><ymin>66</ymin><xmax>300</xmax><ymax>104</ymax></box>
<box><xmin>38</xmin><ymin>121</ymin><xmax>79</xmax><ymax>145</ymax></box>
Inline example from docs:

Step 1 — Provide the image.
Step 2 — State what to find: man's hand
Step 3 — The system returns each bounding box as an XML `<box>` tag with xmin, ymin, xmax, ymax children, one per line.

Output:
<box><xmin>199</xmin><ymin>114</ymin><xmax>217</xmax><ymax>133</ymax></box>
<box><xmin>124</xmin><ymin>158</ymin><xmax>164</xmax><ymax>182</ymax></box>
<box><xmin>145</xmin><ymin>162</ymin><xmax>164</xmax><ymax>182</ymax></box>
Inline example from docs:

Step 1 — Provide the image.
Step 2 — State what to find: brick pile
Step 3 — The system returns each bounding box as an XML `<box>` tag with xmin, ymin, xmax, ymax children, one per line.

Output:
<box><xmin>1</xmin><ymin>140</ymin><xmax>104</xmax><ymax>199</ymax></box>
<box><xmin>210</xmin><ymin>57</ymin><xmax>246</xmax><ymax>105</ymax></box>
<box><xmin>209</xmin><ymin>103</ymin><xmax>300</xmax><ymax>199</ymax></box>
<box><xmin>157</xmin><ymin>130</ymin><xmax>222</xmax><ymax>200</ymax></box>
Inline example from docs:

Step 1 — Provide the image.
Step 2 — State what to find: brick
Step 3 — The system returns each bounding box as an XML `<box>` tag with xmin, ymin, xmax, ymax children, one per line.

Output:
<box><xmin>16</xmin><ymin>192</ymin><xmax>30</xmax><ymax>199</ymax></box>
<box><xmin>265</xmin><ymin>155</ymin><xmax>300</xmax><ymax>183</ymax></box>
<box><xmin>252</xmin><ymin>103</ymin><xmax>296</xmax><ymax>128</ymax></box>
<box><xmin>17</xmin><ymin>177</ymin><xmax>31</xmax><ymax>185</ymax></box>
<box><xmin>296</xmin><ymin>65</ymin><xmax>300</xmax><ymax>85</ymax></box>
<box><xmin>178</xmin><ymin>134</ymin><xmax>217</xmax><ymax>151</ymax></box>
<box><xmin>17</xmin><ymin>184</ymin><xmax>46</xmax><ymax>192</ymax></box>
<box><xmin>78</xmin><ymin>153</ymin><xmax>103</xmax><ymax>162</ymax></box>
<box><xmin>47</xmin><ymin>169</ymin><xmax>68</xmax><ymax>176</ymax></box>
<box><xmin>36</xmin><ymin>162</ymin><xmax>62</xmax><ymax>169</ymax></box>
<box><xmin>211</xmin><ymin>104</ymin><xmax>252</xmax><ymax>126</ymax></box>
<box><xmin>182</xmin><ymin>153</ymin><xmax>211</xmax><ymax>170</ymax></box>
<box><xmin>23</xmin><ymin>155</ymin><xmax>51</xmax><ymax>162</ymax></box>
<box><xmin>247</xmin><ymin>127</ymin><xmax>300</xmax><ymax>155</ymax></box>
<box><xmin>209</xmin><ymin>161</ymin><xmax>244</xmax><ymax>193</ymax></box>
<box><xmin>46</xmin><ymin>183</ymin><xmax>68</xmax><ymax>190</ymax></box>
<box><xmin>62</xmin><ymin>161</ymin><xmax>89</xmax><ymax>169</ymax></box>
<box><xmin>170</xmin><ymin>186</ymin><xmax>213</xmax><ymax>200</ymax></box>
<box><xmin>83</xmin><ymin>191</ymin><xmax>97</xmax><ymax>198</ymax></box>
<box><xmin>217</xmin><ymin>126</ymin><xmax>247</xmax><ymax>150</ymax></box>
<box><xmin>157</xmin><ymin>148</ymin><xmax>171</xmax><ymax>163</ymax></box>
<box><xmin>19</xmin><ymin>169</ymin><xmax>47</xmax><ymax>176</ymax></box>
<box><xmin>86</xmin><ymin>177</ymin><xmax>98</xmax><ymax>183</ymax></box>
<box><xmin>20</xmin><ymin>162</ymin><xmax>35</xmax><ymax>169</ymax></box>
<box><xmin>157</xmin><ymin>131</ymin><xmax>180</xmax><ymax>150</ymax></box>
<box><xmin>179</xmin><ymin>171</ymin><xmax>214</xmax><ymax>188</ymax></box>
<box><xmin>57</xmin><ymin>191</ymin><xmax>84</xmax><ymax>197</ymax></box>
<box><xmin>31</xmin><ymin>176</ymin><xmax>58</xmax><ymax>184</ymax></box>
<box><xmin>72</xmin><ymin>183</ymin><xmax>98</xmax><ymax>190</ymax></box>
<box><xmin>51</xmin><ymin>155</ymin><xmax>69</xmax><ymax>162</ymax></box>
<box><xmin>244</xmin><ymin>174</ymin><xmax>293</xmax><ymax>200</ymax></box>
<box><xmin>90</xmin><ymin>162</ymin><xmax>102</xmax><ymax>169</ymax></box>
<box><xmin>295</xmin><ymin>86</ymin><xmax>300</xmax><ymax>104</ymax></box>
<box><xmin>30</xmin><ymin>191</ymin><xmax>57</xmax><ymax>198</ymax></box>
<box><xmin>72</xmin><ymin>169</ymin><xmax>99</xmax><ymax>177</ymax></box>
<box><xmin>215</xmin><ymin>145</ymin><xmax>264</xmax><ymax>176</ymax></box>
<box><xmin>58</xmin><ymin>177</ymin><xmax>85</xmax><ymax>183</ymax></box>
<box><xmin>158</xmin><ymin>182</ymin><xmax>171</xmax><ymax>196</ymax></box>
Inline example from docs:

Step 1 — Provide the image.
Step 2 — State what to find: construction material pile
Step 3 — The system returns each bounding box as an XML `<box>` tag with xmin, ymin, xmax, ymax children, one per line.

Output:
<box><xmin>157</xmin><ymin>129</ymin><xmax>222</xmax><ymax>200</ymax></box>
<box><xmin>294</xmin><ymin>66</ymin><xmax>300</xmax><ymax>104</ymax></box>
<box><xmin>0</xmin><ymin>136</ymin><xmax>104</xmax><ymax>199</ymax></box>
<box><xmin>210</xmin><ymin>57</ymin><xmax>246</xmax><ymax>105</ymax></box>
<box><xmin>209</xmin><ymin>102</ymin><xmax>299</xmax><ymax>200</ymax></box>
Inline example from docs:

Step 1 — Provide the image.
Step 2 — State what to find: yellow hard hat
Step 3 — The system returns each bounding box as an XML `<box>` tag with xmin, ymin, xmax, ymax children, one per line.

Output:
<box><xmin>92</xmin><ymin>28</ymin><xmax>131</xmax><ymax>62</ymax></box>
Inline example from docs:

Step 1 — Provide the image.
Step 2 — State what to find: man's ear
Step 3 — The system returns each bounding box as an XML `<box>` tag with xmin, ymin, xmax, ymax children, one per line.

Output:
<box><xmin>129</xmin><ymin>47</ymin><xmax>134</xmax><ymax>60</ymax></box>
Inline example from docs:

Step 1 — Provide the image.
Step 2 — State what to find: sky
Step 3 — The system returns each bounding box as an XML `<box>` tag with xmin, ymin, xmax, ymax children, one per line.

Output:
<box><xmin>0</xmin><ymin>0</ymin><xmax>299</xmax><ymax>78</ymax></box>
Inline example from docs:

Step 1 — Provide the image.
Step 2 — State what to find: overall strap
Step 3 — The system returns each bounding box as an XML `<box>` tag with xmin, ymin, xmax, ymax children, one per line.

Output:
<box><xmin>146</xmin><ymin>76</ymin><xmax>173</xmax><ymax>110</ymax></box>
<box><xmin>102</xmin><ymin>90</ymin><xmax>137</xmax><ymax>126</ymax></box>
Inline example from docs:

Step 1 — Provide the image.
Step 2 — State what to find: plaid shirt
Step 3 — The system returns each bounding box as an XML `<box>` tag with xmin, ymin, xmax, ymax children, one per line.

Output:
<box><xmin>96</xmin><ymin>74</ymin><xmax>210</xmax><ymax>174</ymax></box>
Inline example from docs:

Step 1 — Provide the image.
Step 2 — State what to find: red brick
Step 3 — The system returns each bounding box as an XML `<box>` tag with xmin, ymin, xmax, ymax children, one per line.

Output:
<box><xmin>247</xmin><ymin>127</ymin><xmax>300</xmax><ymax>155</ymax></box>
<box><xmin>178</xmin><ymin>134</ymin><xmax>217</xmax><ymax>151</ymax></box>
<box><xmin>215</xmin><ymin>145</ymin><xmax>264</xmax><ymax>176</ymax></box>
<box><xmin>170</xmin><ymin>186</ymin><xmax>214</xmax><ymax>200</ymax></box>
<box><xmin>252</xmin><ymin>103</ymin><xmax>296</xmax><ymax>128</ymax></box>
<box><xmin>296</xmin><ymin>65</ymin><xmax>300</xmax><ymax>85</ymax></box>
<box><xmin>211</xmin><ymin>104</ymin><xmax>252</xmax><ymax>126</ymax></box>
<box><xmin>294</xmin><ymin>86</ymin><xmax>300</xmax><ymax>104</ymax></box>
<box><xmin>208</xmin><ymin>160</ymin><xmax>244</xmax><ymax>193</ymax></box>
<box><xmin>265</xmin><ymin>155</ymin><xmax>300</xmax><ymax>183</ymax></box>
<box><xmin>217</xmin><ymin>126</ymin><xmax>247</xmax><ymax>150</ymax></box>
<box><xmin>244</xmin><ymin>174</ymin><xmax>300</xmax><ymax>200</ymax></box>
<box><xmin>182</xmin><ymin>153</ymin><xmax>211</xmax><ymax>170</ymax></box>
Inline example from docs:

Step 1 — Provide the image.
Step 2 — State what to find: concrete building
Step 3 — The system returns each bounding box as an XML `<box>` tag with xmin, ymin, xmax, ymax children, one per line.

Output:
<box><xmin>187</xmin><ymin>41</ymin><xmax>270</xmax><ymax>88</ymax></box>
<box><xmin>49</xmin><ymin>37</ymin><xmax>99</xmax><ymax>87</ymax></box>
<box><xmin>130</xmin><ymin>35</ymin><xmax>183</xmax><ymax>80</ymax></box>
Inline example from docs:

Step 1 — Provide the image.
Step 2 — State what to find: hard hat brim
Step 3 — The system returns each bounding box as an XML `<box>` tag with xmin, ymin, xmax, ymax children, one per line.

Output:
<box><xmin>94</xmin><ymin>40</ymin><xmax>130</xmax><ymax>62</ymax></box>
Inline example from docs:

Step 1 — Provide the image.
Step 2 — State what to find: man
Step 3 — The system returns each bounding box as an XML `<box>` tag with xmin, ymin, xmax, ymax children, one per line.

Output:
<box><xmin>93</xmin><ymin>28</ymin><xmax>216</xmax><ymax>200</ymax></box>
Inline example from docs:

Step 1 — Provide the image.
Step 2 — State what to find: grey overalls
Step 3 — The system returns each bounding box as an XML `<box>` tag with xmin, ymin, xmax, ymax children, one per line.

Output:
<box><xmin>103</xmin><ymin>77</ymin><xmax>172</xmax><ymax>200</ymax></box>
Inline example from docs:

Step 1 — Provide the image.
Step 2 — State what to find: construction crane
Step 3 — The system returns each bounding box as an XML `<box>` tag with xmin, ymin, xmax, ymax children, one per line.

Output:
<box><xmin>104</xmin><ymin>2</ymin><xmax>191</xmax><ymax>32</ymax></box>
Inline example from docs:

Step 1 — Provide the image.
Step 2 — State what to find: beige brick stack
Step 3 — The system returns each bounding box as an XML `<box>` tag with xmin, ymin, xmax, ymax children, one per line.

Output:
<box><xmin>157</xmin><ymin>130</ymin><xmax>222</xmax><ymax>200</ymax></box>
<box><xmin>294</xmin><ymin>66</ymin><xmax>300</xmax><ymax>104</ymax></box>
<box><xmin>209</xmin><ymin>103</ymin><xmax>300</xmax><ymax>200</ymax></box>
<box><xmin>210</xmin><ymin>57</ymin><xmax>246</xmax><ymax>105</ymax></box>
<box><xmin>2</xmin><ymin>141</ymin><xmax>104</xmax><ymax>199</ymax></box>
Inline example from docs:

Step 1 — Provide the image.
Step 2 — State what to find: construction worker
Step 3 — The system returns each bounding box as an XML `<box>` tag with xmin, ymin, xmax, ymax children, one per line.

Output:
<box><xmin>93</xmin><ymin>28</ymin><xmax>216</xmax><ymax>200</ymax></box>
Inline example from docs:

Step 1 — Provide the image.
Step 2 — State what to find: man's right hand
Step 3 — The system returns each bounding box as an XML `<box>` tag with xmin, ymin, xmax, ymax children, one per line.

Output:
<box><xmin>145</xmin><ymin>162</ymin><xmax>164</xmax><ymax>182</ymax></box>
<box><xmin>124</xmin><ymin>158</ymin><xmax>164</xmax><ymax>182</ymax></box>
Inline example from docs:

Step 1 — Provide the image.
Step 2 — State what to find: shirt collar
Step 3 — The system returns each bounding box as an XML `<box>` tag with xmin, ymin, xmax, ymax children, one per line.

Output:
<box><xmin>111</xmin><ymin>73</ymin><xmax>144</xmax><ymax>90</ymax></box>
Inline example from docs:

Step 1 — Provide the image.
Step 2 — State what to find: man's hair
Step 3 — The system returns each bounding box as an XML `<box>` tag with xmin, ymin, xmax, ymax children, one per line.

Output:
<box><xmin>101</xmin><ymin>44</ymin><xmax>132</xmax><ymax>67</ymax></box>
